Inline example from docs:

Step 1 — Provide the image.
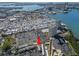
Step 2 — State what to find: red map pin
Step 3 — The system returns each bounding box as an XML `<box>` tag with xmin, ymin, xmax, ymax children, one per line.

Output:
<box><xmin>37</xmin><ymin>35</ymin><xmax>41</xmax><ymax>45</ymax></box>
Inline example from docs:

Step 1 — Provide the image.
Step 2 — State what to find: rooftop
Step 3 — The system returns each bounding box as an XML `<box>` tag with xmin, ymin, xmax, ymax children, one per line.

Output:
<box><xmin>0</xmin><ymin>12</ymin><xmax>57</xmax><ymax>35</ymax></box>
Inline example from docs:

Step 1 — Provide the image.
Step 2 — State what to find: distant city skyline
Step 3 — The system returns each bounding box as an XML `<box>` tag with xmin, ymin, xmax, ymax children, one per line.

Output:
<box><xmin>0</xmin><ymin>0</ymin><xmax>79</xmax><ymax>2</ymax></box>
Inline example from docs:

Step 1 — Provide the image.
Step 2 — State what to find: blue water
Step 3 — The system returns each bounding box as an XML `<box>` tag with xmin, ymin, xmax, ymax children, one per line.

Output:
<box><xmin>0</xmin><ymin>4</ymin><xmax>43</xmax><ymax>11</ymax></box>
<box><xmin>0</xmin><ymin>3</ymin><xmax>79</xmax><ymax>39</ymax></box>
<box><xmin>48</xmin><ymin>10</ymin><xmax>79</xmax><ymax>39</ymax></box>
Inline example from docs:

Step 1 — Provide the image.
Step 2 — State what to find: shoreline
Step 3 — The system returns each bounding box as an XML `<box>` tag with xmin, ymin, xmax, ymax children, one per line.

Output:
<box><xmin>65</xmin><ymin>28</ymin><xmax>79</xmax><ymax>55</ymax></box>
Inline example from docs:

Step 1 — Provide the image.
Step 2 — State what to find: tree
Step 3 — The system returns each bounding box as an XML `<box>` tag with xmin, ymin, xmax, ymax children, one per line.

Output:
<box><xmin>2</xmin><ymin>37</ymin><xmax>13</xmax><ymax>52</ymax></box>
<box><xmin>65</xmin><ymin>31</ymin><xmax>79</xmax><ymax>55</ymax></box>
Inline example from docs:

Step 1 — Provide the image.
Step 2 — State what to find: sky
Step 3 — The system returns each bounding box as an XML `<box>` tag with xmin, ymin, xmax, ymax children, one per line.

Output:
<box><xmin>0</xmin><ymin>0</ymin><xmax>79</xmax><ymax>2</ymax></box>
